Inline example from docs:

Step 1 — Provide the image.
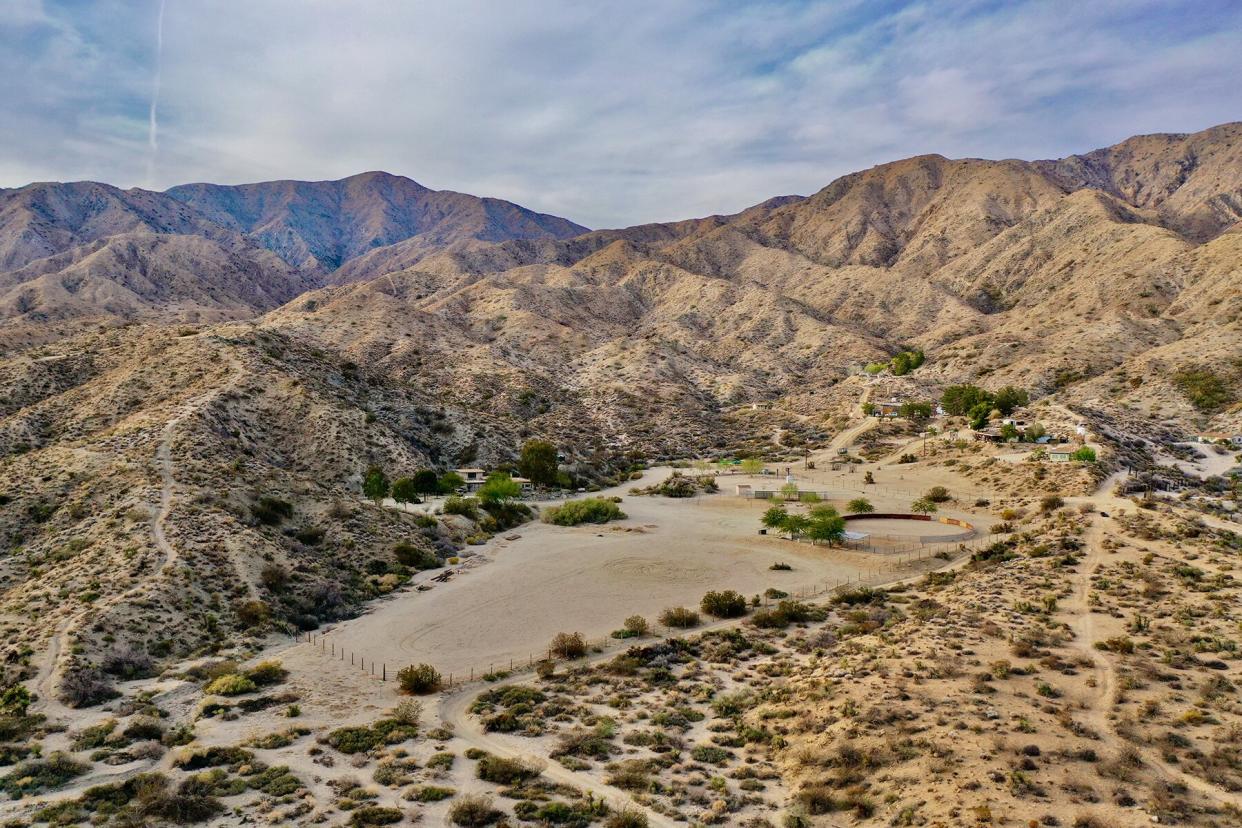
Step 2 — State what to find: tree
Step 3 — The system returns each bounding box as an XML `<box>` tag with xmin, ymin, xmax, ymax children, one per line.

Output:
<box><xmin>740</xmin><ymin>457</ymin><xmax>765</xmax><ymax>476</ymax></box>
<box><xmin>942</xmin><ymin>384</ymin><xmax>993</xmax><ymax>416</ymax></box>
<box><xmin>701</xmin><ymin>590</ymin><xmax>747</xmax><ymax>618</ymax></box>
<box><xmin>993</xmin><ymin>386</ymin><xmax>1030</xmax><ymax>417</ymax></box>
<box><xmin>890</xmin><ymin>351</ymin><xmax>912</xmax><ymax>376</ymax></box>
<box><xmin>1000</xmin><ymin>422</ymin><xmax>1020</xmax><ymax>441</ymax></box>
<box><xmin>861</xmin><ymin>402</ymin><xmax>876</xmax><ymax>416</ymax></box>
<box><xmin>1025</xmin><ymin>422</ymin><xmax>1047</xmax><ymax>442</ymax></box>
<box><xmin>807</xmin><ymin>512</ymin><xmax>846</xmax><ymax>545</ymax></box>
<box><xmin>1071</xmin><ymin>446</ymin><xmax>1097</xmax><ymax>462</ymax></box>
<box><xmin>518</xmin><ymin>439</ymin><xmax>559</xmax><ymax>487</ymax></box>
<box><xmin>762</xmin><ymin>505</ymin><xmax>788</xmax><ymax>530</ymax></box>
<box><xmin>911</xmin><ymin>498</ymin><xmax>937</xmax><ymax>514</ymax></box>
<box><xmin>363</xmin><ymin>466</ymin><xmax>390</xmax><ymax>505</ymax></box>
<box><xmin>438</xmin><ymin>471</ymin><xmax>465</xmax><ymax>494</ymax></box>
<box><xmin>968</xmin><ymin>401</ymin><xmax>994</xmax><ymax>430</ymax></box>
<box><xmin>899</xmin><ymin>400</ymin><xmax>934</xmax><ymax>422</ymax></box>
<box><xmin>847</xmin><ymin>497</ymin><xmax>874</xmax><ymax>514</ymax></box>
<box><xmin>391</xmin><ymin>477</ymin><xmax>420</xmax><ymax>509</ymax></box>
<box><xmin>781</xmin><ymin>514</ymin><xmax>811</xmax><ymax>539</ymax></box>
<box><xmin>780</xmin><ymin>481</ymin><xmax>800</xmax><ymax>501</ymax></box>
<box><xmin>412</xmin><ymin>469</ymin><xmax>440</xmax><ymax>495</ymax></box>
<box><xmin>863</xmin><ymin>471</ymin><xmax>875</xmax><ymax>485</ymax></box>
<box><xmin>924</xmin><ymin>486</ymin><xmax>951</xmax><ymax>502</ymax></box>
<box><xmin>477</xmin><ymin>472</ymin><xmax>521</xmax><ymax>506</ymax></box>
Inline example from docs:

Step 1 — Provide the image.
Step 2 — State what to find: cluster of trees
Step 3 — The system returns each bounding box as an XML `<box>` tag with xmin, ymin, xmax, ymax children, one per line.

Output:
<box><xmin>761</xmin><ymin>503</ymin><xmax>846</xmax><ymax>545</ymax></box>
<box><xmin>363</xmin><ymin>467</ymin><xmax>466</xmax><ymax>507</ymax></box>
<box><xmin>940</xmin><ymin>384</ymin><xmax>1030</xmax><ymax>429</ymax></box>
<box><xmin>865</xmin><ymin>348</ymin><xmax>925</xmax><ymax>376</ymax></box>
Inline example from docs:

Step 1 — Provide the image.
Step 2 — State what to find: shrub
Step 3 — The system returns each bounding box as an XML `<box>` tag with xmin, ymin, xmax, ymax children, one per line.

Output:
<box><xmin>769</xmin><ymin>561</ymin><xmax>792</xmax><ymax>571</ymax></box>
<box><xmin>605</xmin><ymin>809</ymin><xmax>650</xmax><ymax>828</ymax></box>
<box><xmin>846</xmin><ymin>498</ymin><xmax>874</xmax><ymax>514</ymax></box>
<box><xmin>659</xmin><ymin>607</ymin><xmax>700</xmax><ymax>628</ymax></box>
<box><xmin>1174</xmin><ymin>368</ymin><xmax>1234</xmax><ymax>412</ymax></box>
<box><xmin>411</xmin><ymin>785</ymin><xmax>456</xmax><ymax>802</ymax></box>
<box><xmin>614</xmin><ymin>615</ymin><xmax>649</xmax><ymax>639</ymax></box>
<box><xmin>260</xmin><ymin>564</ymin><xmax>289</xmax><ymax>592</ymax></box>
<box><xmin>244</xmin><ymin>660</ymin><xmax>288</xmax><ymax>687</ymax></box>
<box><xmin>294</xmin><ymin>526</ymin><xmax>324</xmax><ymax>545</ymax></box>
<box><xmin>205</xmin><ymin>674</ymin><xmax>257</xmax><ymax>696</ymax></box>
<box><xmin>397</xmin><ymin>664</ymin><xmax>442</xmax><ymax>695</ymax></box>
<box><xmin>1040</xmin><ymin>495</ymin><xmax>1065</xmax><ymax>513</ymax></box>
<box><xmin>689</xmin><ymin>745</ymin><xmax>731</xmax><ymax>765</ymax></box>
<box><xmin>542</xmin><ymin>497</ymin><xmax>626</xmax><ymax>526</ymax></box>
<box><xmin>476</xmin><ymin>754</ymin><xmax>539</xmax><ymax>785</ymax></box>
<box><xmin>443</xmin><ymin>496</ymin><xmax>479</xmax><ymax>519</ymax></box>
<box><xmin>925</xmin><ymin>486</ymin><xmax>951</xmax><ymax>503</ymax></box>
<box><xmin>350</xmin><ymin>806</ymin><xmax>404</xmax><ymax>826</ymax></box>
<box><xmin>700</xmin><ymin>590</ymin><xmax>747</xmax><ymax>619</ymax></box>
<box><xmin>251</xmin><ymin>496</ymin><xmax>293</xmax><ymax>525</ymax></box>
<box><xmin>1</xmin><ymin>752</ymin><xmax>89</xmax><ymax>795</ymax></box>
<box><xmin>100</xmin><ymin>646</ymin><xmax>155</xmax><ymax>680</ymax></box>
<box><xmin>394</xmin><ymin>542</ymin><xmax>440</xmax><ymax>570</ymax></box>
<box><xmin>550</xmin><ymin>632</ymin><xmax>587</xmax><ymax>660</ymax></box>
<box><xmin>234</xmin><ymin>600</ymin><xmax>270</xmax><ymax>628</ymax></box>
<box><xmin>59</xmin><ymin>667</ymin><xmax>118</xmax><ymax>708</ymax></box>
<box><xmin>449</xmin><ymin>794</ymin><xmax>504</xmax><ymax>826</ymax></box>
<box><xmin>325</xmin><ymin>719</ymin><xmax>417</xmax><ymax>754</ymax></box>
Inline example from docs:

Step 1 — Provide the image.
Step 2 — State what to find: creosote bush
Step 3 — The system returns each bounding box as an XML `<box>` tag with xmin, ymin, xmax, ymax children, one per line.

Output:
<box><xmin>397</xmin><ymin>663</ymin><xmax>442</xmax><ymax>695</ymax></box>
<box><xmin>550</xmin><ymin>631</ymin><xmax>587</xmax><ymax>660</ymax></box>
<box><xmin>542</xmin><ymin>497</ymin><xmax>626</xmax><ymax>526</ymax></box>
<box><xmin>659</xmin><ymin>607</ymin><xmax>700</xmax><ymax>628</ymax></box>
<box><xmin>700</xmin><ymin>590</ymin><xmax>747</xmax><ymax>619</ymax></box>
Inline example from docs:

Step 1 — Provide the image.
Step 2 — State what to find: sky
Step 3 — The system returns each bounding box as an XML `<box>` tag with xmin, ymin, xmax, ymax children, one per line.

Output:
<box><xmin>1</xmin><ymin>0</ymin><xmax>1240</xmax><ymax>229</ymax></box>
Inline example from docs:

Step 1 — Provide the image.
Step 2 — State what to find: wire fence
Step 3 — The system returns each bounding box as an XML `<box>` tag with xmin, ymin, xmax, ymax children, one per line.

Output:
<box><xmin>289</xmin><ymin>532</ymin><xmax>1007</xmax><ymax>691</ymax></box>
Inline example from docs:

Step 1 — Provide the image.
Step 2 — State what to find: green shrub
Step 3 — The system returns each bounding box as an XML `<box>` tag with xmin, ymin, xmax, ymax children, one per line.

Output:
<box><xmin>411</xmin><ymin>785</ymin><xmax>455</xmax><ymax>802</ymax></box>
<box><xmin>0</xmin><ymin>752</ymin><xmax>87</xmax><ymax>795</ymax></box>
<box><xmin>244</xmin><ymin>660</ymin><xmax>288</xmax><ymax>687</ymax></box>
<box><xmin>689</xmin><ymin>745</ymin><xmax>731</xmax><ymax>765</ymax></box>
<box><xmin>350</xmin><ymin>806</ymin><xmax>404</xmax><ymax>826</ymax></box>
<box><xmin>542</xmin><ymin>497</ymin><xmax>626</xmax><ymax>526</ymax></box>
<box><xmin>397</xmin><ymin>664</ymin><xmax>442</xmax><ymax>695</ymax></box>
<box><xmin>659</xmin><ymin>607</ymin><xmax>700</xmax><ymax>628</ymax></box>
<box><xmin>1174</xmin><ymin>368</ymin><xmax>1234</xmax><ymax>412</ymax></box>
<box><xmin>394</xmin><ymin>542</ymin><xmax>440</xmax><ymax>570</ymax></box>
<box><xmin>476</xmin><ymin>754</ymin><xmax>539</xmax><ymax>785</ymax></box>
<box><xmin>443</xmin><ymin>496</ymin><xmax>479</xmax><ymax>519</ymax></box>
<box><xmin>700</xmin><ymin>590</ymin><xmax>747</xmax><ymax>619</ymax></box>
<box><xmin>325</xmin><ymin>719</ymin><xmax>417</xmax><ymax>754</ymax></box>
<box><xmin>204</xmin><ymin>674</ymin><xmax>257</xmax><ymax>696</ymax></box>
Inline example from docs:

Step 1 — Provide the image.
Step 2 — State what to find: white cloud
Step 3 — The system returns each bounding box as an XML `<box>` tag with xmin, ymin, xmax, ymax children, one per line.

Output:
<box><xmin>1</xmin><ymin>0</ymin><xmax>1240</xmax><ymax>227</ymax></box>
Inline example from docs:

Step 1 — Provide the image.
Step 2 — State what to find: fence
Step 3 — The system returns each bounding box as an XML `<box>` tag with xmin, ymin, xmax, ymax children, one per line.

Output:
<box><xmin>289</xmin><ymin>532</ymin><xmax>1008</xmax><ymax>692</ymax></box>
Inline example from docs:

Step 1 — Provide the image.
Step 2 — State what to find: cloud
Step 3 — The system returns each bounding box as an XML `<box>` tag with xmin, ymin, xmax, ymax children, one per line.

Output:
<box><xmin>1</xmin><ymin>0</ymin><xmax>1240</xmax><ymax>227</ymax></box>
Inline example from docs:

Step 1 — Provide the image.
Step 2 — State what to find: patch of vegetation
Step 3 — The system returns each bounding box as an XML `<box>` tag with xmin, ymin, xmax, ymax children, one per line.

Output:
<box><xmin>324</xmin><ymin>718</ymin><xmax>418</xmax><ymax>754</ymax></box>
<box><xmin>700</xmin><ymin>590</ymin><xmax>747</xmax><ymax>619</ymax></box>
<box><xmin>1</xmin><ymin>752</ymin><xmax>88</xmax><ymax>796</ymax></box>
<box><xmin>659</xmin><ymin>607</ymin><xmax>701</xmax><ymax>628</ymax></box>
<box><xmin>397</xmin><ymin>663</ymin><xmax>442</xmax><ymax>695</ymax></box>
<box><xmin>542</xmin><ymin>497</ymin><xmax>626</xmax><ymax>526</ymax></box>
<box><xmin>1174</xmin><ymin>367</ymin><xmax>1234</xmax><ymax>412</ymax></box>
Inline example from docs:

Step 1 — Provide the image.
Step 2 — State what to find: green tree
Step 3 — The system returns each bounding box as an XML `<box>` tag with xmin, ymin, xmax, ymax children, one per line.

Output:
<box><xmin>911</xmin><ymin>497</ymin><xmax>937</xmax><ymax>514</ymax></box>
<box><xmin>942</xmin><ymin>384</ymin><xmax>993</xmax><ymax>416</ymax></box>
<box><xmin>1024</xmin><ymin>422</ymin><xmax>1046</xmax><ymax>442</ymax></box>
<box><xmin>847</xmin><ymin>497</ymin><xmax>874</xmax><ymax>514</ymax></box>
<box><xmin>363</xmin><ymin>466</ymin><xmax>390</xmax><ymax>505</ymax></box>
<box><xmin>740</xmin><ymin>457</ymin><xmax>765</xmax><ymax>476</ymax></box>
<box><xmin>412</xmin><ymin>469</ymin><xmax>440</xmax><ymax>495</ymax></box>
<box><xmin>518</xmin><ymin>439</ymin><xmax>559</xmax><ymax>487</ymax></box>
<box><xmin>993</xmin><ymin>386</ymin><xmax>1030</xmax><ymax>416</ymax></box>
<box><xmin>899</xmin><ymin>400</ymin><xmax>934</xmax><ymax>422</ymax></box>
<box><xmin>780</xmin><ymin>481</ymin><xmax>800</xmax><ymax>501</ymax></box>
<box><xmin>438</xmin><ymin>471</ymin><xmax>465</xmax><ymax>494</ymax></box>
<box><xmin>781</xmin><ymin>514</ymin><xmax>811</xmax><ymax>539</ymax></box>
<box><xmin>890</xmin><ymin>351</ymin><xmax>912</xmax><ymax>376</ymax></box>
<box><xmin>968</xmin><ymin>401</ymin><xmax>994</xmax><ymax>430</ymax></box>
<box><xmin>861</xmin><ymin>402</ymin><xmax>876</xmax><ymax>416</ymax></box>
<box><xmin>762</xmin><ymin>505</ymin><xmax>789</xmax><ymax>530</ymax></box>
<box><xmin>478</xmin><ymin>472</ymin><xmax>522</xmax><ymax>506</ymax></box>
<box><xmin>1071</xmin><ymin>446</ymin><xmax>1097</xmax><ymax>462</ymax></box>
<box><xmin>1000</xmin><ymin>422</ymin><xmax>1020</xmax><ymax>441</ymax></box>
<box><xmin>390</xmin><ymin>477</ymin><xmax>420</xmax><ymax>510</ymax></box>
<box><xmin>807</xmin><ymin>511</ymin><xmax>846</xmax><ymax>545</ymax></box>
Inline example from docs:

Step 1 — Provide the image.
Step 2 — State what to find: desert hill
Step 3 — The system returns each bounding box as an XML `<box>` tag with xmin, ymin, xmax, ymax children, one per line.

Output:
<box><xmin>0</xmin><ymin>174</ymin><xmax>587</xmax><ymax>348</ymax></box>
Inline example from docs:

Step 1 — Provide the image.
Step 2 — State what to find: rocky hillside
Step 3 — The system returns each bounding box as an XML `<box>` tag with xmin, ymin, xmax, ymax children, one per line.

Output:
<box><xmin>0</xmin><ymin>174</ymin><xmax>586</xmax><ymax>349</ymax></box>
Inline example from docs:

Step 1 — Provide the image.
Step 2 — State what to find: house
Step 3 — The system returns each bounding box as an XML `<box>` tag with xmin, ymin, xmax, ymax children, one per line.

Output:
<box><xmin>973</xmin><ymin>430</ymin><xmax>1004</xmax><ymax>443</ymax></box>
<box><xmin>1047</xmin><ymin>445</ymin><xmax>1076</xmax><ymax>462</ymax></box>
<box><xmin>511</xmin><ymin>476</ymin><xmax>535</xmax><ymax>494</ymax></box>
<box><xmin>455</xmin><ymin>468</ymin><xmax>488</xmax><ymax>492</ymax></box>
<box><xmin>873</xmin><ymin>398</ymin><xmax>906</xmax><ymax>418</ymax></box>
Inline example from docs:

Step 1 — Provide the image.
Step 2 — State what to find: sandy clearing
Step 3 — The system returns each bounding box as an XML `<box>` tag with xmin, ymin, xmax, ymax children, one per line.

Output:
<box><xmin>290</xmin><ymin>469</ymin><xmax>912</xmax><ymax>681</ymax></box>
<box><xmin>843</xmin><ymin>516</ymin><xmax>971</xmax><ymax>537</ymax></box>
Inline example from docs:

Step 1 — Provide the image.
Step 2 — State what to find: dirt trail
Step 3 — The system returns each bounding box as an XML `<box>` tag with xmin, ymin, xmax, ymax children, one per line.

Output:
<box><xmin>31</xmin><ymin>350</ymin><xmax>247</xmax><ymax>711</ymax></box>
<box><xmin>1062</xmin><ymin>473</ymin><xmax>1242</xmax><ymax>810</ymax></box>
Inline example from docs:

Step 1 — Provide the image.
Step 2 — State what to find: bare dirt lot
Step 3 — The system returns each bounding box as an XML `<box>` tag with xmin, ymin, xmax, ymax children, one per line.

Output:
<box><xmin>293</xmin><ymin>469</ymin><xmax>912</xmax><ymax>681</ymax></box>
